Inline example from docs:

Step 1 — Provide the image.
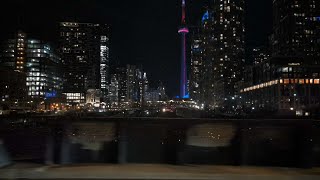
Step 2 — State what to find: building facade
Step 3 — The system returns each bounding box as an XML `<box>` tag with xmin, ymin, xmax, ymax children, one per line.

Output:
<box><xmin>116</xmin><ymin>67</ymin><xmax>128</xmax><ymax>105</ymax></box>
<box><xmin>59</xmin><ymin>22</ymin><xmax>110</xmax><ymax>104</ymax></box>
<box><xmin>107</xmin><ymin>65</ymin><xmax>149</xmax><ymax>108</ymax></box>
<box><xmin>0</xmin><ymin>68</ymin><xmax>27</xmax><ymax>106</ymax></box>
<box><xmin>211</xmin><ymin>0</ymin><xmax>245</xmax><ymax>112</ymax></box>
<box><xmin>108</xmin><ymin>74</ymin><xmax>119</xmax><ymax>107</ymax></box>
<box><xmin>272</xmin><ymin>0</ymin><xmax>320</xmax><ymax>60</ymax></box>
<box><xmin>25</xmin><ymin>39</ymin><xmax>62</xmax><ymax>100</ymax></box>
<box><xmin>190</xmin><ymin>28</ymin><xmax>204</xmax><ymax>103</ymax></box>
<box><xmin>126</xmin><ymin>64</ymin><xmax>137</xmax><ymax>103</ymax></box>
<box><xmin>240</xmin><ymin>0</ymin><xmax>320</xmax><ymax>116</ymax></box>
<box><xmin>241</xmin><ymin>57</ymin><xmax>320</xmax><ymax>116</ymax></box>
<box><xmin>190</xmin><ymin>9</ymin><xmax>216</xmax><ymax>107</ymax></box>
<box><xmin>190</xmin><ymin>1</ymin><xmax>245</xmax><ymax>113</ymax></box>
<box><xmin>0</xmin><ymin>32</ymin><xmax>62</xmax><ymax>107</ymax></box>
<box><xmin>252</xmin><ymin>47</ymin><xmax>271</xmax><ymax>65</ymax></box>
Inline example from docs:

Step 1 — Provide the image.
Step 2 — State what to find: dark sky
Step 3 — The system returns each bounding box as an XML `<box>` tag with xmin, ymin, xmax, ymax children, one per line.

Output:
<box><xmin>0</xmin><ymin>0</ymin><xmax>272</xmax><ymax>96</ymax></box>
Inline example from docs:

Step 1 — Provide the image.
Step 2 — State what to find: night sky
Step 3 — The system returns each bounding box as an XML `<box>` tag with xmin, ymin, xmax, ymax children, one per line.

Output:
<box><xmin>0</xmin><ymin>0</ymin><xmax>272</xmax><ymax>96</ymax></box>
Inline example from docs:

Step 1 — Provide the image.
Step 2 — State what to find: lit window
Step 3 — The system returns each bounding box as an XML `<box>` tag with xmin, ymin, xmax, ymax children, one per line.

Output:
<box><xmin>310</xmin><ymin>79</ymin><xmax>313</xmax><ymax>84</ymax></box>
<box><xmin>282</xmin><ymin>67</ymin><xmax>289</xmax><ymax>72</ymax></box>
<box><xmin>284</xmin><ymin>79</ymin><xmax>290</xmax><ymax>84</ymax></box>
<box><xmin>299</xmin><ymin>79</ymin><xmax>305</xmax><ymax>84</ymax></box>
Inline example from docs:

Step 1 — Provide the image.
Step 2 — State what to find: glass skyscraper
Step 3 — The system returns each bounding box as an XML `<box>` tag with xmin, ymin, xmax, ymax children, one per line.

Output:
<box><xmin>0</xmin><ymin>32</ymin><xmax>62</xmax><ymax>104</ymax></box>
<box><xmin>59</xmin><ymin>22</ymin><xmax>110</xmax><ymax>104</ymax></box>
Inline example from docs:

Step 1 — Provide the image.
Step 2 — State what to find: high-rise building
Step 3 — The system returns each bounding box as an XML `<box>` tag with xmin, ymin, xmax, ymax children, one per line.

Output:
<box><xmin>108</xmin><ymin>74</ymin><xmax>119</xmax><ymax>107</ymax></box>
<box><xmin>0</xmin><ymin>32</ymin><xmax>27</xmax><ymax>73</ymax></box>
<box><xmin>125</xmin><ymin>65</ymin><xmax>148</xmax><ymax>106</ymax></box>
<box><xmin>200</xmin><ymin>9</ymin><xmax>215</xmax><ymax>108</ymax></box>
<box><xmin>190</xmin><ymin>28</ymin><xmax>204</xmax><ymax>103</ymax></box>
<box><xmin>0</xmin><ymin>69</ymin><xmax>27</xmax><ymax>105</ymax></box>
<box><xmin>144</xmin><ymin>82</ymin><xmax>167</xmax><ymax>103</ymax></box>
<box><xmin>0</xmin><ymin>32</ymin><xmax>28</xmax><ymax>105</ymax></box>
<box><xmin>272</xmin><ymin>0</ymin><xmax>320</xmax><ymax>61</ymax></box>
<box><xmin>157</xmin><ymin>81</ymin><xmax>167</xmax><ymax>101</ymax></box>
<box><xmin>59</xmin><ymin>22</ymin><xmax>110</xmax><ymax>104</ymax></box>
<box><xmin>252</xmin><ymin>47</ymin><xmax>271</xmax><ymax>65</ymax></box>
<box><xmin>126</xmin><ymin>64</ymin><xmax>136</xmax><ymax>103</ymax></box>
<box><xmin>190</xmin><ymin>7</ymin><xmax>216</xmax><ymax>106</ymax></box>
<box><xmin>116</xmin><ymin>67</ymin><xmax>127</xmax><ymax>104</ymax></box>
<box><xmin>211</xmin><ymin>0</ymin><xmax>245</xmax><ymax>112</ymax></box>
<box><xmin>240</xmin><ymin>0</ymin><xmax>320</xmax><ymax>116</ymax></box>
<box><xmin>240</xmin><ymin>57</ymin><xmax>320</xmax><ymax>116</ymax></box>
<box><xmin>25</xmin><ymin>40</ymin><xmax>62</xmax><ymax>100</ymax></box>
<box><xmin>0</xmin><ymin>32</ymin><xmax>62</xmax><ymax>105</ymax></box>
<box><xmin>108</xmin><ymin>65</ymin><xmax>149</xmax><ymax>108</ymax></box>
<box><xmin>136</xmin><ymin>68</ymin><xmax>148</xmax><ymax>106</ymax></box>
<box><xmin>191</xmin><ymin>1</ymin><xmax>245</xmax><ymax>112</ymax></box>
<box><xmin>145</xmin><ymin>89</ymin><xmax>160</xmax><ymax>102</ymax></box>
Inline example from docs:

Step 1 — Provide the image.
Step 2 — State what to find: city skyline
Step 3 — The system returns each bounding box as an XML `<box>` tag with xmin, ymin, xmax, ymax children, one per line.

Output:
<box><xmin>2</xmin><ymin>1</ymin><xmax>320</xmax><ymax>177</ymax></box>
<box><xmin>0</xmin><ymin>0</ymin><xmax>272</xmax><ymax>96</ymax></box>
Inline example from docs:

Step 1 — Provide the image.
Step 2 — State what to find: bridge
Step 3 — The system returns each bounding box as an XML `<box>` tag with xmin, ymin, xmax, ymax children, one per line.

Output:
<box><xmin>0</xmin><ymin>116</ymin><xmax>320</xmax><ymax>178</ymax></box>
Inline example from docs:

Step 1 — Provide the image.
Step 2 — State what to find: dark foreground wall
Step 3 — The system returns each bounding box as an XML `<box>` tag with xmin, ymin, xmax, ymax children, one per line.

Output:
<box><xmin>0</xmin><ymin>117</ymin><xmax>319</xmax><ymax>168</ymax></box>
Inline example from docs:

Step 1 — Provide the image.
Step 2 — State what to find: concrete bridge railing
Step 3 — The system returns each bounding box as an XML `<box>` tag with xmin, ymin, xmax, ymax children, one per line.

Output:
<box><xmin>0</xmin><ymin>117</ymin><xmax>319</xmax><ymax>168</ymax></box>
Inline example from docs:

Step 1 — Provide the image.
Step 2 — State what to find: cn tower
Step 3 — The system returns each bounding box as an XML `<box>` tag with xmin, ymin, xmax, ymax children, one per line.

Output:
<box><xmin>178</xmin><ymin>0</ymin><xmax>189</xmax><ymax>99</ymax></box>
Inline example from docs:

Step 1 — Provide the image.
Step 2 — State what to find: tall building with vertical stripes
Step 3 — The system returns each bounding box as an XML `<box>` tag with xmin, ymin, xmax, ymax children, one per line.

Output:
<box><xmin>59</xmin><ymin>22</ymin><xmax>110</xmax><ymax>104</ymax></box>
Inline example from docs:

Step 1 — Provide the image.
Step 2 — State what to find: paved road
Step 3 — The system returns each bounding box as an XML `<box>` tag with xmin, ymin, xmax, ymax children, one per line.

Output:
<box><xmin>1</xmin><ymin>164</ymin><xmax>320</xmax><ymax>179</ymax></box>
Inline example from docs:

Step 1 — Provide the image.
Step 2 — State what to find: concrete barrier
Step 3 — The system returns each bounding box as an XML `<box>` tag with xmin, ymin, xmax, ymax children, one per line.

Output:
<box><xmin>0</xmin><ymin>139</ymin><xmax>11</xmax><ymax>168</ymax></box>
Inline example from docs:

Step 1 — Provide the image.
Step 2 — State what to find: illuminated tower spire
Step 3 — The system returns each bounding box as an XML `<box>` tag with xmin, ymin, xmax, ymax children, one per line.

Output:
<box><xmin>181</xmin><ymin>0</ymin><xmax>186</xmax><ymax>25</ymax></box>
<box><xmin>178</xmin><ymin>0</ymin><xmax>189</xmax><ymax>99</ymax></box>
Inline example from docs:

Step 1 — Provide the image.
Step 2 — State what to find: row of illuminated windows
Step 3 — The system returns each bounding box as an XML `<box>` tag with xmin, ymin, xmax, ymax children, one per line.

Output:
<box><xmin>241</xmin><ymin>78</ymin><xmax>320</xmax><ymax>93</ymax></box>
<box><xmin>26</xmin><ymin>81</ymin><xmax>46</xmax><ymax>85</ymax></box>
<box><xmin>27</xmin><ymin>72</ymin><xmax>47</xmax><ymax>76</ymax></box>
<box><xmin>28</xmin><ymin>92</ymin><xmax>44</xmax><ymax>96</ymax></box>
<box><xmin>64</xmin><ymin>93</ymin><xmax>85</xmax><ymax>100</ymax></box>
<box><xmin>28</xmin><ymin>86</ymin><xmax>47</xmax><ymax>90</ymax></box>
<box><xmin>27</xmin><ymin>44</ymin><xmax>41</xmax><ymax>48</ymax></box>
<box><xmin>26</xmin><ymin>77</ymin><xmax>45</xmax><ymax>81</ymax></box>
<box><xmin>67</xmin><ymin>96</ymin><xmax>83</xmax><ymax>100</ymax></box>
<box><xmin>27</xmin><ymin>49</ymin><xmax>50</xmax><ymax>54</ymax></box>
<box><xmin>27</xmin><ymin>53</ymin><xmax>51</xmax><ymax>58</ymax></box>
<box><xmin>280</xmin><ymin>79</ymin><xmax>320</xmax><ymax>84</ymax></box>
<box><xmin>26</xmin><ymin>82</ymin><xmax>48</xmax><ymax>86</ymax></box>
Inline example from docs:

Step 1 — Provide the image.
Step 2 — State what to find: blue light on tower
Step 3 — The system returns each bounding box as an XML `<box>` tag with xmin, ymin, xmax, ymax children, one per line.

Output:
<box><xmin>202</xmin><ymin>11</ymin><xmax>210</xmax><ymax>23</ymax></box>
<box><xmin>183</xmin><ymin>94</ymin><xmax>190</xmax><ymax>99</ymax></box>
